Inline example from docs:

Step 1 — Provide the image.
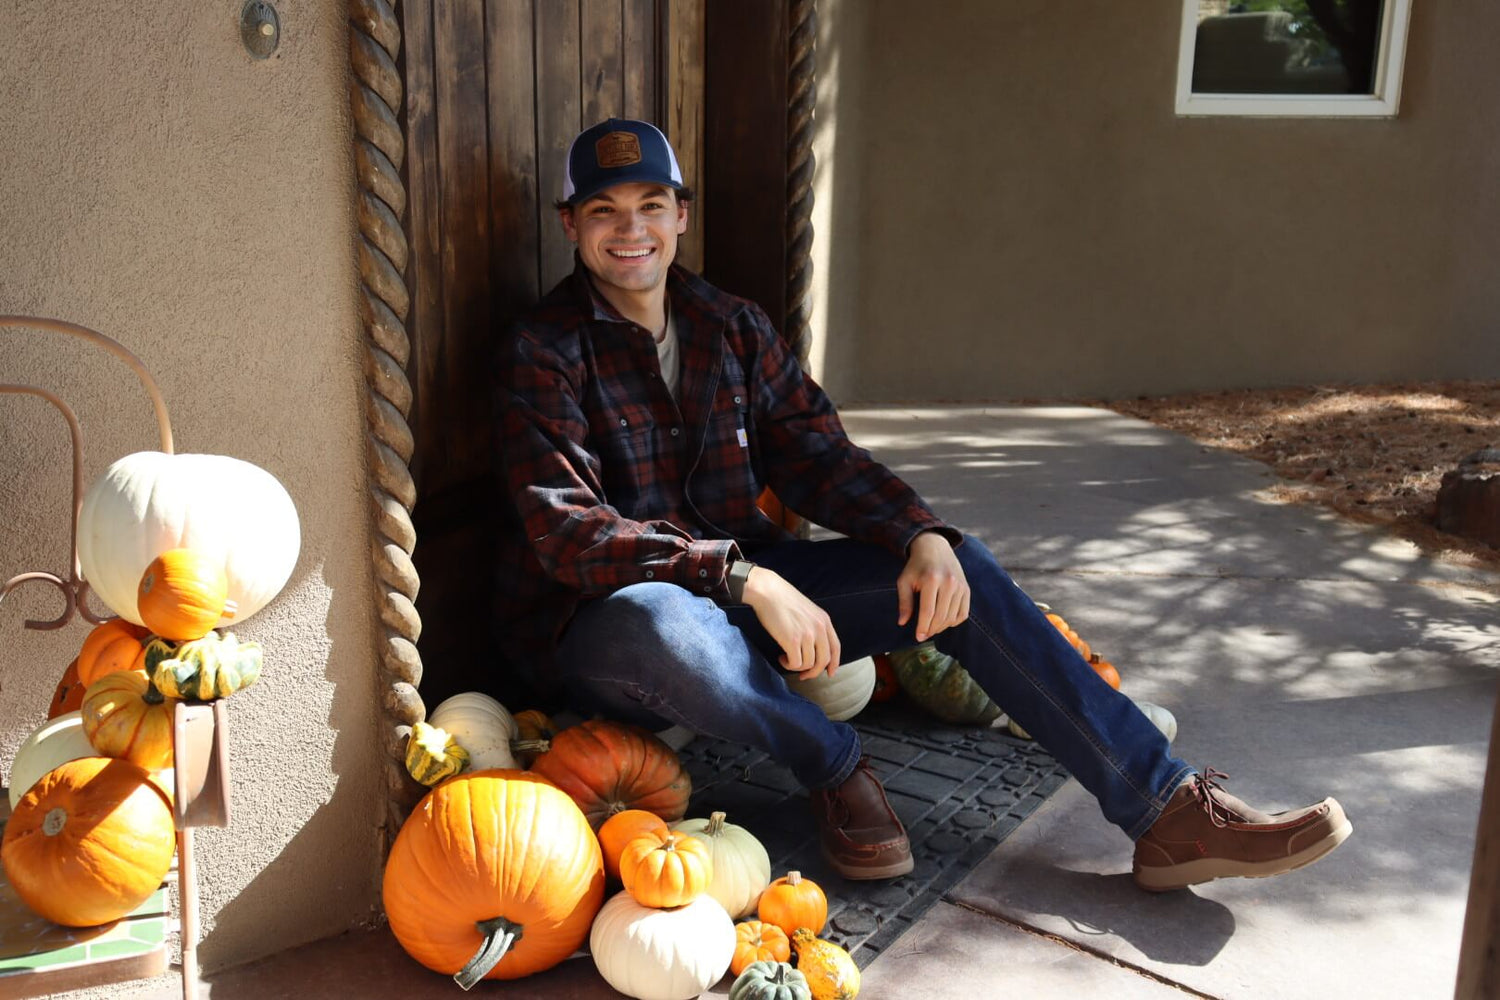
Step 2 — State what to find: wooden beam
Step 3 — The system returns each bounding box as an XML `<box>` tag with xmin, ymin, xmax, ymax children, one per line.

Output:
<box><xmin>1456</xmin><ymin>688</ymin><xmax>1500</xmax><ymax>998</ymax></box>
<box><xmin>702</xmin><ymin>0</ymin><xmax>788</xmax><ymax>329</ymax></box>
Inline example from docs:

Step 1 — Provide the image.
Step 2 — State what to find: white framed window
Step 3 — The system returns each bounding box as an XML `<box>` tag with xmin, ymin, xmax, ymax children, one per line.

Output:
<box><xmin>1175</xmin><ymin>1</ymin><xmax>1414</xmax><ymax>117</ymax></box>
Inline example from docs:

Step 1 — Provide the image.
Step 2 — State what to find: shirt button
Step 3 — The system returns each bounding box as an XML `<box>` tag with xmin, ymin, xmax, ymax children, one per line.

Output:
<box><xmin>670</xmin><ymin>427</ymin><xmax>680</xmax><ymax>437</ymax></box>
<box><xmin>698</xmin><ymin>569</ymin><xmax>708</xmax><ymax>577</ymax></box>
<box><xmin>645</xmin><ymin>570</ymin><xmax>655</xmax><ymax>579</ymax></box>
<box><xmin>619</xmin><ymin>417</ymin><xmax>628</xmax><ymax>427</ymax></box>
<box><xmin>702</xmin><ymin>585</ymin><xmax>711</xmax><ymax>593</ymax></box>
<box><xmin>649</xmin><ymin>372</ymin><xmax>658</xmax><ymax>379</ymax></box>
<box><xmin>733</xmin><ymin>395</ymin><xmax>742</xmax><ymax>404</ymax></box>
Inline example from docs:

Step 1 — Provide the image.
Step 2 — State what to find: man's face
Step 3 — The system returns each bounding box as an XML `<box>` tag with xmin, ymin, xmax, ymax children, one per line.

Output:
<box><xmin>561</xmin><ymin>182</ymin><xmax>688</xmax><ymax>300</ymax></box>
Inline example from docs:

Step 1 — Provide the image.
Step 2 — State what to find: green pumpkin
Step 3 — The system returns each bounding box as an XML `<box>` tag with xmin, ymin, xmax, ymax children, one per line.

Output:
<box><xmin>730</xmin><ymin>960</ymin><xmax>812</xmax><ymax>1000</ymax></box>
<box><xmin>887</xmin><ymin>641</ymin><xmax>1002</xmax><ymax>725</ymax></box>
<box><xmin>152</xmin><ymin>631</ymin><xmax>263</xmax><ymax>700</ymax></box>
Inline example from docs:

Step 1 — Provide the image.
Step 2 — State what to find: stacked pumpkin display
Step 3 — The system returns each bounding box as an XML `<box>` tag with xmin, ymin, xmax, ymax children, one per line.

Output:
<box><xmin>389</xmin><ymin>701</ymin><xmax>865</xmax><ymax>998</ymax></box>
<box><xmin>3</xmin><ymin>449</ymin><xmax>299</xmax><ymax>931</ymax></box>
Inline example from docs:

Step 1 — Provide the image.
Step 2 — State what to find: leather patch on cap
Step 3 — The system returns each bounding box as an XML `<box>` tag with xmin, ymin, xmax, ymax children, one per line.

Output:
<box><xmin>596</xmin><ymin>131</ymin><xmax>642</xmax><ymax>168</ymax></box>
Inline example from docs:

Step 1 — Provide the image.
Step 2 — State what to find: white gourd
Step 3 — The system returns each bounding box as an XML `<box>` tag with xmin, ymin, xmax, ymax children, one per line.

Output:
<box><xmin>670</xmin><ymin>810</ymin><xmax>771</xmax><ymax>919</ymax></box>
<box><xmin>77</xmin><ymin>451</ymin><xmax>301</xmax><ymax>627</ymax></box>
<box><xmin>427</xmin><ymin>692</ymin><xmax>519</xmax><ymax>770</ymax></box>
<box><xmin>8</xmin><ymin>712</ymin><xmax>173</xmax><ymax>808</ymax></box>
<box><xmin>589</xmin><ymin>890</ymin><xmax>735</xmax><ymax>1000</ymax></box>
<box><xmin>790</xmin><ymin>656</ymin><xmax>876</xmax><ymax>721</ymax></box>
<box><xmin>1134</xmin><ymin>701</ymin><xmax>1179</xmax><ymax>743</ymax></box>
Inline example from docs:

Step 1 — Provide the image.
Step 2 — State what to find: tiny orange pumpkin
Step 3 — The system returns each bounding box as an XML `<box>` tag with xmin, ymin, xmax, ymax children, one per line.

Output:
<box><xmin>618</xmin><ymin>828</ymin><xmax>713</xmax><ymax>909</ymax></box>
<box><xmin>76</xmin><ymin>619</ymin><xmax>151</xmax><ymax>687</ymax></box>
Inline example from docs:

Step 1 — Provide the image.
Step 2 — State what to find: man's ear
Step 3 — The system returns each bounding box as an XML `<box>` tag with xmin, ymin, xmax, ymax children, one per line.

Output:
<box><xmin>559</xmin><ymin>206</ymin><xmax>577</xmax><ymax>242</ymax></box>
<box><xmin>675</xmin><ymin>198</ymin><xmax>689</xmax><ymax>236</ymax></box>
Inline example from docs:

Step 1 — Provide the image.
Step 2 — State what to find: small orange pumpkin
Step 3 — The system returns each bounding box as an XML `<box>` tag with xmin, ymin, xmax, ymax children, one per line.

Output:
<box><xmin>598</xmin><ymin>808</ymin><xmax>670</xmax><ymax>883</ymax></box>
<box><xmin>757</xmin><ymin>870</ymin><xmax>827</xmax><ymax>936</ymax></box>
<box><xmin>81</xmin><ymin>669</ymin><xmax>177</xmax><ymax>771</ymax></box>
<box><xmin>76</xmin><ymin>619</ymin><xmax>151</xmax><ymax>687</ymax></box>
<box><xmin>49</xmin><ymin>657</ymin><xmax>85</xmax><ymax>718</ymax></box>
<box><xmin>619</xmin><ymin>829</ymin><xmax>713</xmax><ymax>909</ymax></box>
<box><xmin>1090</xmin><ymin>654</ymin><xmax>1122</xmax><ymax>690</ymax></box>
<box><xmin>756</xmin><ymin>488</ymin><xmax>803</xmax><ymax>532</ymax></box>
<box><xmin>870</xmin><ymin>653</ymin><xmax>900</xmax><ymax>703</ymax></box>
<box><xmin>137</xmin><ymin>548</ymin><xmax>235</xmax><ymax>641</ymax></box>
<box><xmin>1</xmin><ymin>756</ymin><xmax>176</xmax><ymax>927</ymax></box>
<box><xmin>731</xmin><ymin>919</ymin><xmax>792</xmax><ymax>976</ymax></box>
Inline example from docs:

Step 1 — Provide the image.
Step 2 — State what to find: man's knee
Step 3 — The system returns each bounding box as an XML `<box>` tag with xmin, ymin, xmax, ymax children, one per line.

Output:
<box><xmin>566</xmin><ymin>582</ymin><xmax>733</xmax><ymax>683</ymax></box>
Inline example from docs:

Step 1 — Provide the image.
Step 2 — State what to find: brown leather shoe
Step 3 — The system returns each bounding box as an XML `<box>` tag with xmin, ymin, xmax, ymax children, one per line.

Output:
<box><xmin>1133</xmin><ymin>768</ymin><xmax>1352</xmax><ymax>892</ymax></box>
<box><xmin>811</xmin><ymin>757</ymin><xmax>914</xmax><ymax>880</ymax></box>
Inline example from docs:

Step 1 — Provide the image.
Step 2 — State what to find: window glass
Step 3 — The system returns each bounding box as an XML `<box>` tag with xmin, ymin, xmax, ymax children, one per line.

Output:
<box><xmin>1190</xmin><ymin>1</ymin><xmax>1385</xmax><ymax>96</ymax></box>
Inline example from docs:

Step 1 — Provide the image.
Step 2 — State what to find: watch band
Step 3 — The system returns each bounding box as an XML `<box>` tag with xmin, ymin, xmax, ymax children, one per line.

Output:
<box><xmin>726</xmin><ymin>559</ymin><xmax>756</xmax><ymax>603</ymax></box>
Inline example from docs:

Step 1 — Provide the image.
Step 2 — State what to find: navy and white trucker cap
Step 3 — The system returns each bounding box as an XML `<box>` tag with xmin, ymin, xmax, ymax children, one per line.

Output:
<box><xmin>562</xmin><ymin>118</ymin><xmax>685</xmax><ymax>205</ymax></box>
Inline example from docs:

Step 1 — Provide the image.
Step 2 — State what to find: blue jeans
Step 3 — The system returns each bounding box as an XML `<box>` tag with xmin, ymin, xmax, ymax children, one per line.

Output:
<box><xmin>554</xmin><ymin>535</ymin><xmax>1194</xmax><ymax>839</ymax></box>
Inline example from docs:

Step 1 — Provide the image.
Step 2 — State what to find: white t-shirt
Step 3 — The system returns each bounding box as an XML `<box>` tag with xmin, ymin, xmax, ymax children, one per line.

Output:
<box><xmin>655</xmin><ymin>306</ymin><xmax>680</xmax><ymax>400</ymax></box>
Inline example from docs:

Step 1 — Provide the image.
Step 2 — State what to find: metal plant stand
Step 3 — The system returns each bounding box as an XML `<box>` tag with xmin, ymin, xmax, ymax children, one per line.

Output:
<box><xmin>0</xmin><ymin>316</ymin><xmax>230</xmax><ymax>1000</ymax></box>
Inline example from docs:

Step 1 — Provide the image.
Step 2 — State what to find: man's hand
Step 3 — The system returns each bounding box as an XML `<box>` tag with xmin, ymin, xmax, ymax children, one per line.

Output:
<box><xmin>742</xmin><ymin>566</ymin><xmax>842</xmax><ymax>680</ymax></box>
<box><xmin>898</xmin><ymin>531</ymin><xmax>970</xmax><ymax>642</ymax></box>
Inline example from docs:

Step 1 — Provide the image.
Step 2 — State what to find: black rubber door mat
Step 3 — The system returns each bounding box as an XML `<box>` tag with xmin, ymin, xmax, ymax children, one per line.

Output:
<box><xmin>676</xmin><ymin>702</ymin><xmax>1071</xmax><ymax>966</ymax></box>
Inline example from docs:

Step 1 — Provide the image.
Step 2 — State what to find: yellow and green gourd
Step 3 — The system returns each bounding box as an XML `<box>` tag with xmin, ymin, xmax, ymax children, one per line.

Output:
<box><xmin>151</xmin><ymin>631</ymin><xmax>263</xmax><ymax>701</ymax></box>
<box><xmin>886</xmin><ymin>641</ymin><xmax>1001</xmax><ymax>725</ymax></box>
<box><xmin>404</xmin><ymin>721</ymin><xmax>471</xmax><ymax>786</ymax></box>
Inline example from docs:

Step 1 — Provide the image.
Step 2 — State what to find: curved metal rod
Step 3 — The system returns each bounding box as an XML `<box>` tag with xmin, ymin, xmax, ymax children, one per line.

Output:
<box><xmin>0</xmin><ymin>315</ymin><xmax>174</xmax><ymax>454</ymax></box>
<box><xmin>1</xmin><ymin>316</ymin><xmax>175</xmax><ymax>630</ymax></box>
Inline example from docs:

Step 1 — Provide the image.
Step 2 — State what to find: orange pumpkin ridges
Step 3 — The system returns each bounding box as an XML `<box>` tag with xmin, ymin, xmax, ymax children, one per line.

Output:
<box><xmin>618</xmin><ymin>829</ymin><xmax>713</xmax><ymax>909</ymax></box>
<box><xmin>528</xmin><ymin>720</ymin><xmax>691</xmax><ymax>830</ymax></box>
<box><xmin>381</xmin><ymin>770</ymin><xmax>604</xmax><ymax>987</ymax></box>
<box><xmin>50</xmin><ymin>657</ymin><xmax>85</xmax><ymax>718</ymax></box>
<box><xmin>1</xmin><ymin>757</ymin><xmax>176</xmax><ymax>927</ymax></box>
<box><xmin>732</xmin><ymin>920</ymin><xmax>791</xmax><ymax>976</ymax></box>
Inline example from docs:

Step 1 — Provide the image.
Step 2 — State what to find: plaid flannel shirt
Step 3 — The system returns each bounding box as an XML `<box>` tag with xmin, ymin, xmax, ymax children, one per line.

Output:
<box><xmin>495</xmin><ymin>260</ymin><xmax>958</xmax><ymax>683</ymax></box>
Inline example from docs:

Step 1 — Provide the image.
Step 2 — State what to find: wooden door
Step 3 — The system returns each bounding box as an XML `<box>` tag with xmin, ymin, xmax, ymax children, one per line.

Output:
<box><xmin>400</xmin><ymin>0</ymin><xmax>704</xmax><ymax>706</ymax></box>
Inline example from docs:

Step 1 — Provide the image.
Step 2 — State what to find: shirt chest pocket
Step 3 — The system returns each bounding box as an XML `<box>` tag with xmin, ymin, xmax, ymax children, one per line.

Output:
<box><xmin>699</xmin><ymin>357</ymin><xmax>760</xmax><ymax>495</ymax></box>
<box><xmin>592</xmin><ymin>402</ymin><xmax>659</xmax><ymax>512</ymax></box>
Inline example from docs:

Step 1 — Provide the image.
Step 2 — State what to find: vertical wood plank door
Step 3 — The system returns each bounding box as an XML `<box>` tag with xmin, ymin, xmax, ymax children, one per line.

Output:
<box><xmin>400</xmin><ymin>0</ymin><xmax>702</xmax><ymax>706</ymax></box>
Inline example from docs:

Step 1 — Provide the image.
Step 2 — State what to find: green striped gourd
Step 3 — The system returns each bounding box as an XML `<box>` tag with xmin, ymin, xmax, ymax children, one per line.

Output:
<box><xmin>887</xmin><ymin>641</ymin><xmax>1002</xmax><ymax>725</ymax></box>
<box><xmin>152</xmin><ymin>631</ymin><xmax>263</xmax><ymax>700</ymax></box>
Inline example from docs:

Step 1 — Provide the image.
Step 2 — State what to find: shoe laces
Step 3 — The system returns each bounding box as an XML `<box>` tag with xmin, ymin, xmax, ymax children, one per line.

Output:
<box><xmin>1191</xmin><ymin>768</ymin><xmax>1232</xmax><ymax>828</ymax></box>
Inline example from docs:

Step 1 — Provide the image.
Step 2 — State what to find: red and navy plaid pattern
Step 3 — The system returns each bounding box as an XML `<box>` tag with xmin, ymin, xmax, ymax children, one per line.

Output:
<box><xmin>495</xmin><ymin>261</ymin><xmax>956</xmax><ymax>679</ymax></box>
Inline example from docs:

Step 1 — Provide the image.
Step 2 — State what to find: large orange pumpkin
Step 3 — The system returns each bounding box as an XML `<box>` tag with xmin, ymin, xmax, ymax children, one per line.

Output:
<box><xmin>528</xmin><ymin>720</ymin><xmax>691</xmax><ymax>830</ymax></box>
<box><xmin>76</xmin><ymin>619</ymin><xmax>150</xmax><ymax>687</ymax></box>
<box><xmin>382</xmin><ymin>769</ymin><xmax>605</xmax><ymax>987</ymax></box>
<box><xmin>1</xmin><ymin>756</ymin><xmax>176</xmax><ymax>927</ymax></box>
<box><xmin>80</xmin><ymin>669</ymin><xmax>177</xmax><ymax>771</ymax></box>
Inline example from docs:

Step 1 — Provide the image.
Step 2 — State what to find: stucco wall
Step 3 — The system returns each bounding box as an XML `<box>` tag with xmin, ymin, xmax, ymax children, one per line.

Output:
<box><xmin>0</xmin><ymin>1</ymin><xmax>383</xmax><ymax>986</ymax></box>
<box><xmin>823</xmin><ymin>1</ymin><xmax>1500</xmax><ymax>401</ymax></box>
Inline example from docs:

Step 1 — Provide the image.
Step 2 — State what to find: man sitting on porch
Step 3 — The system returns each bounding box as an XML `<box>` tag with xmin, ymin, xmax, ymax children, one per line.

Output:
<box><xmin>494</xmin><ymin>117</ymin><xmax>1351</xmax><ymax>889</ymax></box>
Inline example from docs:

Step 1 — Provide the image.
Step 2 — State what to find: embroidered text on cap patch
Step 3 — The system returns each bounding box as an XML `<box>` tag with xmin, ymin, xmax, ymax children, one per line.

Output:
<box><xmin>596</xmin><ymin>131</ymin><xmax>642</xmax><ymax>168</ymax></box>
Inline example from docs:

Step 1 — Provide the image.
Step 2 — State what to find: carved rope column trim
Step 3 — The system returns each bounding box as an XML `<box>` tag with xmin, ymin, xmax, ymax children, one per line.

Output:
<box><xmin>349</xmin><ymin>0</ymin><xmax>425</xmax><ymax>851</ymax></box>
<box><xmin>785</xmin><ymin>0</ymin><xmax>817</xmax><ymax>367</ymax></box>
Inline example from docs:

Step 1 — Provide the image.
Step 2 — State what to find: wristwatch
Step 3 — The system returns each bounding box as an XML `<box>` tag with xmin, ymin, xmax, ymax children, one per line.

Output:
<box><xmin>726</xmin><ymin>559</ymin><xmax>756</xmax><ymax>603</ymax></box>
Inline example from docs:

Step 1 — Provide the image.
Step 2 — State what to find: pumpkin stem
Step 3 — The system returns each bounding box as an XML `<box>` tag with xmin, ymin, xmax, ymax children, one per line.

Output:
<box><xmin>453</xmin><ymin>916</ymin><xmax>524</xmax><ymax>991</ymax></box>
<box><xmin>509</xmin><ymin>738</ymin><xmax>550</xmax><ymax>755</ymax></box>
<box><xmin>707</xmin><ymin>810</ymin><xmax>726</xmax><ymax>835</ymax></box>
<box><xmin>42</xmin><ymin>808</ymin><xmax>68</xmax><ymax>837</ymax></box>
<box><xmin>787</xmin><ymin>870</ymin><xmax>801</xmax><ymax>885</ymax></box>
<box><xmin>143</xmin><ymin>681</ymin><xmax>167</xmax><ymax>705</ymax></box>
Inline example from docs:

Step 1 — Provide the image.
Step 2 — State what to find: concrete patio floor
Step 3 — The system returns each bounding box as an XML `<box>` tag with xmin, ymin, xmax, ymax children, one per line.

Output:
<box><xmin>117</xmin><ymin>405</ymin><xmax>1498</xmax><ymax>999</ymax></box>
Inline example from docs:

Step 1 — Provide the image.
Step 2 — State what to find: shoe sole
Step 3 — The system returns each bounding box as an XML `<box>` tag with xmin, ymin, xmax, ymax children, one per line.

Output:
<box><xmin>1132</xmin><ymin>814</ymin><xmax>1353</xmax><ymax>892</ymax></box>
<box><xmin>820</xmin><ymin>845</ymin><xmax>916</xmax><ymax>881</ymax></box>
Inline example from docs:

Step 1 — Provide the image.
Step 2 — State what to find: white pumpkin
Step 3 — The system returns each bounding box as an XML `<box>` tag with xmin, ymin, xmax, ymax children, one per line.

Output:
<box><xmin>790</xmin><ymin>656</ymin><xmax>876</xmax><ymax>721</ymax></box>
<box><xmin>8</xmin><ymin>712</ymin><xmax>173</xmax><ymax>808</ymax></box>
<box><xmin>427</xmin><ymin>692</ymin><xmax>519</xmax><ymax>770</ymax></box>
<box><xmin>589</xmin><ymin>890</ymin><xmax>735</xmax><ymax>1000</ymax></box>
<box><xmin>670</xmin><ymin>810</ymin><xmax>771</xmax><ymax>919</ymax></box>
<box><xmin>1135</xmin><ymin>701</ymin><xmax>1179</xmax><ymax>743</ymax></box>
<box><xmin>77</xmin><ymin>451</ymin><xmax>301</xmax><ymax>627</ymax></box>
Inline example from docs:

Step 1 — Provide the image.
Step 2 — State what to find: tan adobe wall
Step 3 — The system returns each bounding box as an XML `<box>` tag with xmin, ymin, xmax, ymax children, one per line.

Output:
<box><xmin>819</xmin><ymin>0</ymin><xmax>1500</xmax><ymax>401</ymax></box>
<box><xmin>0</xmin><ymin>1</ymin><xmax>385</xmax><ymax>989</ymax></box>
